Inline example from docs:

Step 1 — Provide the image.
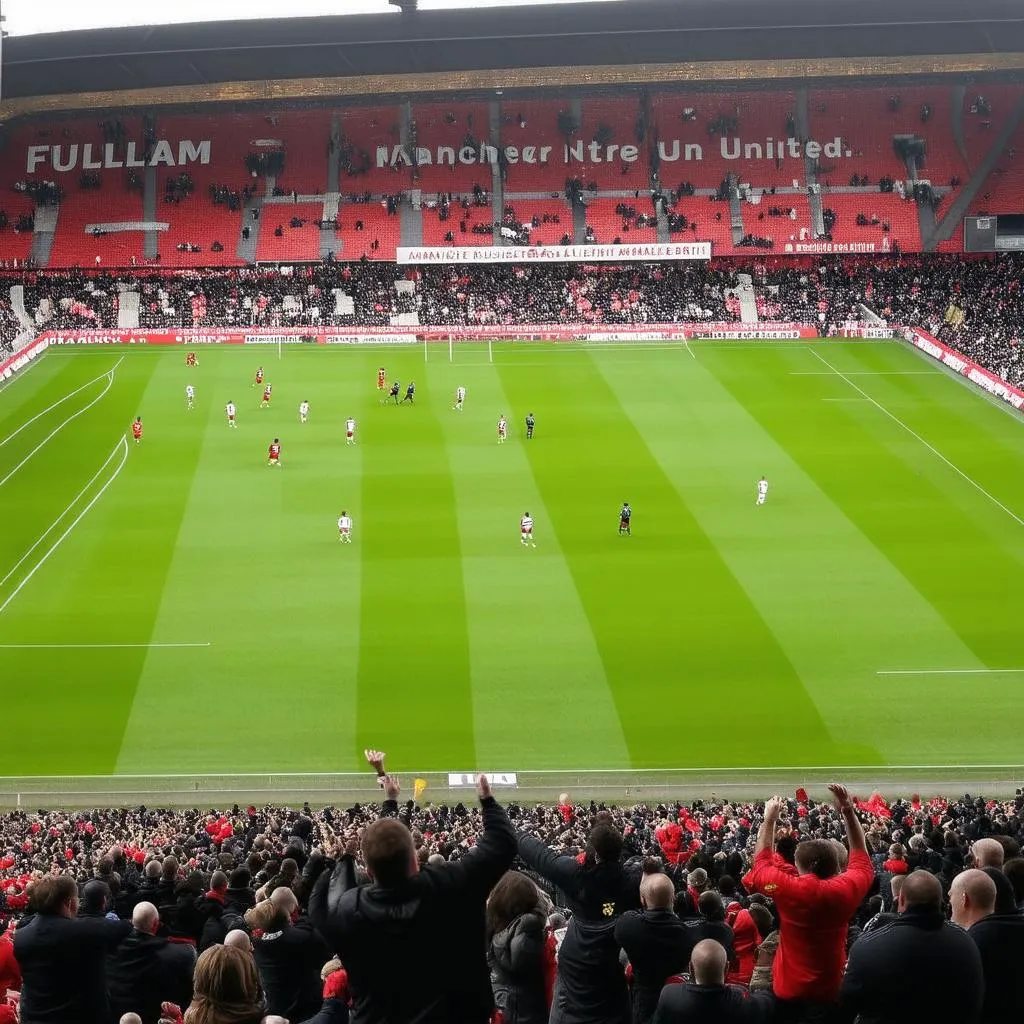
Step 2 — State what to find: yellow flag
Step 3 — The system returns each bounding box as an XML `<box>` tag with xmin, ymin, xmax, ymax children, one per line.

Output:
<box><xmin>414</xmin><ymin>778</ymin><xmax>428</xmax><ymax>802</ymax></box>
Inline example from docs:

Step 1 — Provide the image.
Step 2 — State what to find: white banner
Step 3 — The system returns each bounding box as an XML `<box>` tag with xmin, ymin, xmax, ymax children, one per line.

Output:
<box><xmin>396</xmin><ymin>242</ymin><xmax>711</xmax><ymax>264</ymax></box>
<box><xmin>0</xmin><ymin>336</ymin><xmax>49</xmax><ymax>380</ymax></box>
<box><xmin>324</xmin><ymin>334</ymin><xmax>418</xmax><ymax>345</ymax></box>
<box><xmin>447</xmin><ymin>773</ymin><xmax>519</xmax><ymax>787</ymax></box>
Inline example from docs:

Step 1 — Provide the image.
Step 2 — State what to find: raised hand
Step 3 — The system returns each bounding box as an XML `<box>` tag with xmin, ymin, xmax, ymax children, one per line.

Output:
<box><xmin>364</xmin><ymin>749</ymin><xmax>386</xmax><ymax>775</ymax></box>
<box><xmin>477</xmin><ymin>773</ymin><xmax>492</xmax><ymax>801</ymax></box>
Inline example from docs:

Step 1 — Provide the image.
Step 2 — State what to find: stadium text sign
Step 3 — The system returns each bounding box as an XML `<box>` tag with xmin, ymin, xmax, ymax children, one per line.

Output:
<box><xmin>396</xmin><ymin>243</ymin><xmax>711</xmax><ymax>264</ymax></box>
<box><xmin>907</xmin><ymin>329</ymin><xmax>1024</xmax><ymax>410</ymax></box>
<box><xmin>379</xmin><ymin>136</ymin><xmax>852</xmax><ymax>169</ymax></box>
<box><xmin>26</xmin><ymin>140</ymin><xmax>211</xmax><ymax>173</ymax></box>
<box><xmin>447</xmin><ymin>773</ymin><xmax>519</xmax><ymax>787</ymax></box>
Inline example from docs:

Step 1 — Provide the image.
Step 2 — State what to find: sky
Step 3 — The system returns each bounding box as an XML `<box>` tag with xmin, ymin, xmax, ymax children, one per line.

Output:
<box><xmin>2</xmin><ymin>0</ymin><xmax>622</xmax><ymax>38</ymax></box>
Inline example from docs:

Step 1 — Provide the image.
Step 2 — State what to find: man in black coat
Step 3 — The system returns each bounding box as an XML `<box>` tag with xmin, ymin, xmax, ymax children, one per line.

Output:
<box><xmin>841</xmin><ymin>869</ymin><xmax>984</xmax><ymax>1024</ymax></box>
<box><xmin>309</xmin><ymin>760</ymin><xmax>516</xmax><ymax>1024</ymax></box>
<box><xmin>200</xmin><ymin>867</ymin><xmax>257</xmax><ymax>950</ymax></box>
<box><xmin>106</xmin><ymin>901</ymin><xmax>195</xmax><ymax>1024</ymax></box>
<box><xmin>254</xmin><ymin>887</ymin><xmax>333</xmax><ymax>1023</ymax></box>
<box><xmin>952</xmin><ymin>867</ymin><xmax>1024</xmax><ymax>1023</ymax></box>
<box><xmin>652</xmin><ymin>940</ymin><xmax>770</xmax><ymax>1023</ymax></box>
<box><xmin>14</xmin><ymin>874</ymin><xmax>132</xmax><ymax>1024</ymax></box>
<box><xmin>615</xmin><ymin>872</ymin><xmax>692</xmax><ymax>1024</ymax></box>
<box><xmin>684</xmin><ymin>893</ymin><xmax>735</xmax><ymax>964</ymax></box>
<box><xmin>517</xmin><ymin>817</ymin><xmax>641</xmax><ymax>1024</ymax></box>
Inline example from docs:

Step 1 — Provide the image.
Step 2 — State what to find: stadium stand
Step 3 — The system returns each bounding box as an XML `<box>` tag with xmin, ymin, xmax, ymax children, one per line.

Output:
<box><xmin>1</xmin><ymin>775</ymin><xmax>1023</xmax><ymax>1024</ymax></box>
<box><xmin>2</xmin><ymin>83</ymin><xmax>1022</xmax><ymax>268</ymax></box>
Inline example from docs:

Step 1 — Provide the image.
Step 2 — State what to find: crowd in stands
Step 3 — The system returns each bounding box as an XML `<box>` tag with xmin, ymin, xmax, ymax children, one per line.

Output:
<box><xmin>5</xmin><ymin>254</ymin><xmax>1024</xmax><ymax>387</ymax></box>
<box><xmin>1</xmin><ymin>752</ymin><xmax>1023</xmax><ymax>1024</ymax></box>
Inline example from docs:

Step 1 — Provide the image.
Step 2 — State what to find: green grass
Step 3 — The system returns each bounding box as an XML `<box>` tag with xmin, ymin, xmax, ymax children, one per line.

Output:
<box><xmin>2</xmin><ymin>339</ymin><xmax>1024</xmax><ymax>785</ymax></box>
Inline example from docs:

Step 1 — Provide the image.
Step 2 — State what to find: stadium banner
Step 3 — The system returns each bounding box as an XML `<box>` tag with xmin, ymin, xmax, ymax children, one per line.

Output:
<box><xmin>243</xmin><ymin>334</ymin><xmax>318</xmax><ymax>345</ymax></box>
<box><xmin>447</xmin><ymin>773</ymin><xmax>519</xmax><ymax>787</ymax></box>
<box><xmin>686</xmin><ymin>326</ymin><xmax>817</xmax><ymax>340</ymax></box>
<box><xmin>396</xmin><ymin>242</ymin><xmax>712</xmax><ymax>264</ymax></box>
<box><xmin>782</xmin><ymin>241</ymin><xmax>887</xmax><ymax>254</ymax></box>
<box><xmin>0</xmin><ymin>335</ymin><xmax>50</xmax><ymax>380</ymax></box>
<box><xmin>838</xmin><ymin>326</ymin><xmax>895</xmax><ymax>339</ymax></box>
<box><xmin>324</xmin><ymin>333</ymin><xmax>418</xmax><ymax>345</ymax></box>
<box><xmin>906</xmin><ymin>328</ymin><xmax>1024</xmax><ymax>410</ymax></box>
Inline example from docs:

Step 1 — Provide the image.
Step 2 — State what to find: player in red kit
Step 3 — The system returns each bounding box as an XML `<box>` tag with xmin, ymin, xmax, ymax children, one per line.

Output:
<box><xmin>253</xmin><ymin>366</ymin><xmax>264</xmax><ymax>388</ymax></box>
<box><xmin>261</xmin><ymin>384</ymin><xmax>272</xmax><ymax>408</ymax></box>
<box><xmin>131</xmin><ymin>417</ymin><xmax>143</xmax><ymax>444</ymax></box>
<box><xmin>377</xmin><ymin>367</ymin><xmax>387</xmax><ymax>392</ymax></box>
<box><xmin>267</xmin><ymin>438</ymin><xmax>282</xmax><ymax>467</ymax></box>
<box><xmin>185</xmin><ymin>351</ymin><xmax>198</xmax><ymax>367</ymax></box>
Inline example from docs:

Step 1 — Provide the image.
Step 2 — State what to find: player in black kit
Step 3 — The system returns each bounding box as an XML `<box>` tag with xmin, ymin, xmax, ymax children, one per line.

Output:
<box><xmin>525</xmin><ymin>412</ymin><xmax>535</xmax><ymax>439</ymax></box>
<box><xmin>619</xmin><ymin>502</ymin><xmax>631</xmax><ymax>536</ymax></box>
<box><xmin>388</xmin><ymin>381</ymin><xmax>401</xmax><ymax>404</ymax></box>
<box><xmin>402</xmin><ymin>381</ymin><xmax>416</xmax><ymax>404</ymax></box>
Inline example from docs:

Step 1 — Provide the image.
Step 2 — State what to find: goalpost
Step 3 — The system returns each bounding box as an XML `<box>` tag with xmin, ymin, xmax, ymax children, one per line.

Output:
<box><xmin>441</xmin><ymin>335</ymin><xmax>493</xmax><ymax>363</ymax></box>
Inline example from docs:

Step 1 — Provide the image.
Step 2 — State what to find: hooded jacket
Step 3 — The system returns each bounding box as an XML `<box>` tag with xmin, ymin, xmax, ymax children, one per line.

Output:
<box><xmin>488</xmin><ymin>910</ymin><xmax>550</xmax><ymax>1024</ymax></box>
<box><xmin>106</xmin><ymin>928</ymin><xmax>196</xmax><ymax>1024</ymax></box>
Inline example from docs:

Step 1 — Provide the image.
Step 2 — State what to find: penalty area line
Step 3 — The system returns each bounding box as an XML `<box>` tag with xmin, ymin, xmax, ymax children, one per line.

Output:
<box><xmin>877</xmin><ymin>668</ymin><xmax>1024</xmax><ymax>676</ymax></box>
<box><xmin>0</xmin><ymin>436</ymin><xmax>129</xmax><ymax>617</ymax></box>
<box><xmin>0</xmin><ymin>642</ymin><xmax>212</xmax><ymax>650</ymax></box>
<box><xmin>808</xmin><ymin>347</ymin><xmax>1024</xmax><ymax>528</ymax></box>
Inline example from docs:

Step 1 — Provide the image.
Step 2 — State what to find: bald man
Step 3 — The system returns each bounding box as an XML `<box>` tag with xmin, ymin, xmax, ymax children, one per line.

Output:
<box><xmin>956</xmin><ymin>868</ymin><xmax>1024</xmax><ymax>1022</ymax></box>
<box><xmin>253</xmin><ymin>891</ymin><xmax>332</xmax><ymax>1023</ymax></box>
<box><xmin>615</xmin><ymin>873</ymin><xmax>691</xmax><ymax>1024</ymax></box>
<box><xmin>652</xmin><ymin>939</ymin><xmax>770</xmax><ymax>1022</ymax></box>
<box><xmin>972</xmin><ymin>838</ymin><xmax>1005</xmax><ymax>869</ymax></box>
<box><xmin>107</xmin><ymin>901</ymin><xmax>195</xmax><ymax>1024</ymax></box>
<box><xmin>842</xmin><ymin>870</ymin><xmax>983</xmax><ymax>1024</ymax></box>
<box><xmin>225</xmin><ymin>928</ymin><xmax>253</xmax><ymax>951</ymax></box>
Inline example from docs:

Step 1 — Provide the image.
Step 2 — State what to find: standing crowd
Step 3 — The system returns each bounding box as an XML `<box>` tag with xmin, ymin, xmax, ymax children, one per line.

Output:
<box><xmin>1</xmin><ymin>753</ymin><xmax>1023</xmax><ymax>1024</ymax></box>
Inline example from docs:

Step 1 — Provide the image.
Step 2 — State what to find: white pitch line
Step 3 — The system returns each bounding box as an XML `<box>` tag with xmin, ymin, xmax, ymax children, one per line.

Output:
<box><xmin>0</xmin><ymin>356</ymin><xmax>124</xmax><ymax>489</ymax></box>
<box><xmin>821</xmin><ymin>398</ymin><xmax>869</xmax><ymax>402</ymax></box>
<box><xmin>683</xmin><ymin>337</ymin><xmax>696</xmax><ymax>360</ymax></box>
<box><xmin>0</xmin><ymin>357</ymin><xmax>124</xmax><ymax>450</ymax></box>
<box><xmin>809</xmin><ymin>347</ymin><xmax>1024</xmax><ymax>527</ymax></box>
<box><xmin>0</xmin><ymin>438</ymin><xmax>126</xmax><ymax>591</ymax></box>
<box><xmin>790</xmin><ymin>370</ymin><xmax>938</xmax><ymax>376</ymax></box>
<box><xmin>0</xmin><ymin>642</ymin><xmax>211</xmax><ymax>650</ymax></box>
<box><xmin>878</xmin><ymin>668</ymin><xmax>1024</xmax><ymax>676</ymax></box>
<box><xmin>0</xmin><ymin>436</ymin><xmax>129</xmax><ymax>616</ymax></box>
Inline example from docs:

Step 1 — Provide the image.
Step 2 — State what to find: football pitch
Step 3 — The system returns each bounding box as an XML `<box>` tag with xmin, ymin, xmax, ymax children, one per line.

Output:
<box><xmin>2</xmin><ymin>338</ymin><xmax>1024</xmax><ymax>794</ymax></box>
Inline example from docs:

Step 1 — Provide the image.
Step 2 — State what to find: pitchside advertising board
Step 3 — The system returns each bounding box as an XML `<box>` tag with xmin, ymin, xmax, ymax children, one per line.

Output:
<box><xmin>5</xmin><ymin>327</ymin><xmax>1023</xmax><ymax>413</ymax></box>
<box><xmin>396</xmin><ymin>242</ymin><xmax>712</xmax><ymax>264</ymax></box>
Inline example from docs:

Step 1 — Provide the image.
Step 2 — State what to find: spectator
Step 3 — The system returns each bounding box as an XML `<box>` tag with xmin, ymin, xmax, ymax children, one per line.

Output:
<box><xmin>972</xmin><ymin>838</ymin><xmax>1005</xmax><ymax>869</ymax></box>
<box><xmin>743</xmin><ymin>785</ymin><xmax>873</xmax><ymax>1020</ymax></box>
<box><xmin>842</xmin><ymin>870</ymin><xmax>984</xmax><ymax>1023</ymax></box>
<box><xmin>251</xmin><ymin>887</ymin><xmax>331</xmax><ymax>1022</ymax></box>
<box><xmin>194</xmin><ymin>871</ymin><xmax>230</xmax><ymax>946</ymax></box>
<box><xmin>13</xmin><ymin>874</ymin><xmax>132</xmax><ymax>1024</ymax></box>
<box><xmin>614</xmin><ymin>872</ymin><xmax>691</xmax><ymax>1024</ymax></box>
<box><xmin>0</xmin><ymin>927</ymin><xmax>21</xmax><ymax>998</ymax></box>
<box><xmin>486</xmin><ymin>870</ymin><xmax>551</xmax><ymax>1024</ymax></box>
<box><xmin>183</xmin><ymin>944</ymin><xmax>265</xmax><ymax>1024</ymax></box>
<box><xmin>309</xmin><ymin>753</ymin><xmax>516</xmax><ymax>1024</ymax></box>
<box><xmin>651</xmin><ymin>939</ymin><xmax>769</xmax><ymax>1023</ymax></box>
<box><xmin>107</xmin><ymin>901</ymin><xmax>196</xmax><ymax>1024</ymax></box>
<box><xmin>725</xmin><ymin>901</ymin><xmax>762</xmax><ymax>986</ymax></box>
<box><xmin>954</xmin><ymin>868</ymin><xmax>1024</xmax><ymax>1023</ymax></box>
<box><xmin>1003</xmin><ymin>857</ymin><xmax>1024</xmax><ymax>910</ymax></box>
<box><xmin>517</xmin><ymin>815</ymin><xmax>641</xmax><ymax>1024</ymax></box>
<box><xmin>201</xmin><ymin>869</ymin><xmax>257</xmax><ymax>950</ymax></box>
<box><xmin>685</xmin><ymin>892</ymin><xmax>735</xmax><ymax>963</ymax></box>
<box><xmin>299</xmin><ymin>965</ymin><xmax>350</xmax><ymax>1024</ymax></box>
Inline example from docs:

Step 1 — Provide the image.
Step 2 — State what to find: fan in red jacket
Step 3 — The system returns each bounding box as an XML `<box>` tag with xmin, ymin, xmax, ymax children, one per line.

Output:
<box><xmin>0</xmin><ymin>932</ymin><xmax>20</xmax><ymax>997</ymax></box>
<box><xmin>725</xmin><ymin>902</ymin><xmax>761</xmax><ymax>986</ymax></box>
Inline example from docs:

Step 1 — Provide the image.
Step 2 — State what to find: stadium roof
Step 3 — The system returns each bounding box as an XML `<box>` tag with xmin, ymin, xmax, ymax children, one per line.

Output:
<box><xmin>4</xmin><ymin>0</ymin><xmax>1024</xmax><ymax>102</ymax></box>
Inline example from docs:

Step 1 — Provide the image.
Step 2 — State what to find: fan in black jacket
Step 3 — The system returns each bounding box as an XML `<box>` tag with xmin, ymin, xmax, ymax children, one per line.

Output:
<box><xmin>309</xmin><ymin>766</ymin><xmax>516</xmax><ymax>1024</ymax></box>
<box><xmin>14</xmin><ymin>875</ymin><xmax>132</xmax><ymax>1024</ymax></box>
<box><xmin>107</xmin><ymin>901</ymin><xmax>195</xmax><ymax>1024</ymax></box>
<box><xmin>517</xmin><ymin>820</ymin><xmax>641</xmax><ymax>1024</ymax></box>
<box><xmin>615</xmin><ymin>873</ymin><xmax>692</xmax><ymax>1024</ymax></box>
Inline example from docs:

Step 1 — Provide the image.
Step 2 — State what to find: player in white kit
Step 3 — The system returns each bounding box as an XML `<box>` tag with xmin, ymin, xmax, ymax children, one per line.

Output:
<box><xmin>299</xmin><ymin>400</ymin><xmax>310</xmax><ymax>423</ymax></box>
<box><xmin>346</xmin><ymin>417</ymin><xmax>357</xmax><ymax>445</ymax></box>
<box><xmin>497</xmin><ymin>415</ymin><xmax>507</xmax><ymax>444</ymax></box>
<box><xmin>520</xmin><ymin>512</ymin><xmax>536</xmax><ymax>547</ymax></box>
<box><xmin>225</xmin><ymin>401</ymin><xmax>237</xmax><ymax>427</ymax></box>
<box><xmin>338</xmin><ymin>511</ymin><xmax>353</xmax><ymax>542</ymax></box>
<box><xmin>454</xmin><ymin>386</ymin><xmax>466</xmax><ymax>412</ymax></box>
<box><xmin>756</xmin><ymin>476</ymin><xmax>769</xmax><ymax>506</ymax></box>
<box><xmin>186</xmin><ymin>385</ymin><xmax>195</xmax><ymax>410</ymax></box>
